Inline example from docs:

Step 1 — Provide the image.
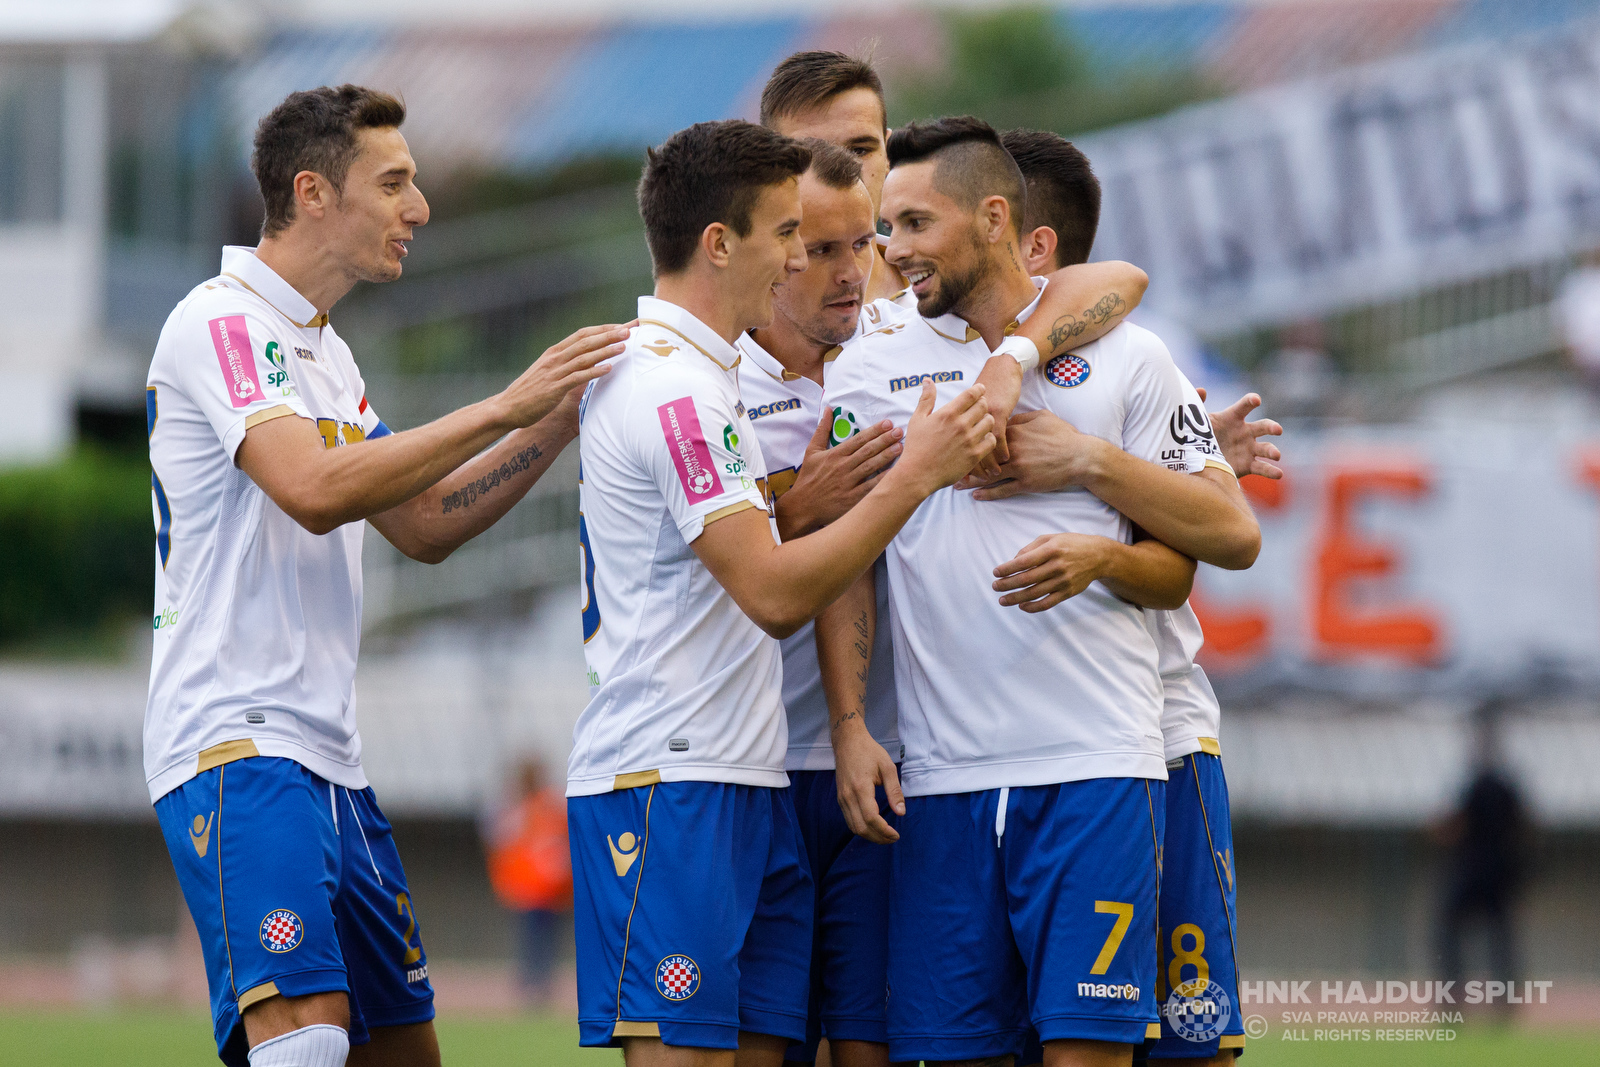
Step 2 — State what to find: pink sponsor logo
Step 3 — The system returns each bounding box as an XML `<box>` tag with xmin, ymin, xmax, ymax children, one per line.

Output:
<box><xmin>657</xmin><ymin>396</ymin><xmax>724</xmax><ymax>501</ymax></box>
<box><xmin>209</xmin><ymin>315</ymin><xmax>262</xmax><ymax>408</ymax></box>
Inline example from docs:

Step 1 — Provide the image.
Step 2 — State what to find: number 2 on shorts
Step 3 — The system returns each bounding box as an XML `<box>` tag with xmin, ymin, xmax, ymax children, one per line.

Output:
<box><xmin>1090</xmin><ymin>900</ymin><xmax>1134</xmax><ymax>975</ymax></box>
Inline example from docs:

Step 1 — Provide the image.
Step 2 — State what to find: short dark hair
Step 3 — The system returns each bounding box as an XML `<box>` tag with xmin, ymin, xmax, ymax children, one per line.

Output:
<box><xmin>252</xmin><ymin>84</ymin><xmax>406</xmax><ymax>239</ymax></box>
<box><xmin>887</xmin><ymin>116</ymin><xmax>1026</xmax><ymax>237</ymax></box>
<box><xmin>760</xmin><ymin>50</ymin><xmax>887</xmax><ymax>130</ymax></box>
<box><xmin>1001</xmin><ymin>129</ymin><xmax>1101</xmax><ymax>267</ymax></box>
<box><xmin>800</xmin><ymin>138</ymin><xmax>864</xmax><ymax>191</ymax></box>
<box><xmin>638</xmin><ymin>121</ymin><xmax>812</xmax><ymax>276</ymax></box>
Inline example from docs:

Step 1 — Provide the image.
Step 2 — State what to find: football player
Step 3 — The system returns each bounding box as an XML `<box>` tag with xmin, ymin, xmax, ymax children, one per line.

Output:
<box><xmin>566</xmin><ymin>119</ymin><xmax>995</xmax><ymax>1067</ymax></box>
<box><xmin>819</xmin><ymin>117</ymin><xmax>1261</xmax><ymax>1067</ymax></box>
<box><xmin>146</xmin><ymin>86</ymin><xmax>624</xmax><ymax>1067</ymax></box>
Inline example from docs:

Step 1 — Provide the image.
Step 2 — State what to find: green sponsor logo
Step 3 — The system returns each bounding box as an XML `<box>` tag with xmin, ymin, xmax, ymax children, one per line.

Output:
<box><xmin>828</xmin><ymin>407</ymin><xmax>858</xmax><ymax>448</ymax></box>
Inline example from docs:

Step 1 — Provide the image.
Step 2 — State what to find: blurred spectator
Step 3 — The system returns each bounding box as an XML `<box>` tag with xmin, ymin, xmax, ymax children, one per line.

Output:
<box><xmin>1256</xmin><ymin>320</ymin><xmax>1340</xmax><ymax>418</ymax></box>
<box><xmin>1433</xmin><ymin>706</ymin><xmax>1531</xmax><ymax>1003</ymax></box>
<box><xmin>485</xmin><ymin>758</ymin><xmax>573</xmax><ymax>1004</ymax></box>
<box><xmin>1557</xmin><ymin>252</ymin><xmax>1600</xmax><ymax>388</ymax></box>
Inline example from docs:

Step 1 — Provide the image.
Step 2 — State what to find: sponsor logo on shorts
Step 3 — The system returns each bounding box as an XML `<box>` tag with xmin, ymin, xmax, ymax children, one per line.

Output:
<box><xmin>1165</xmin><ymin>979</ymin><xmax>1233</xmax><ymax>1042</ymax></box>
<box><xmin>406</xmin><ymin>963</ymin><xmax>429</xmax><ymax>985</ymax></box>
<box><xmin>608</xmin><ymin>832</ymin><xmax>641</xmax><ymax>877</ymax></box>
<box><xmin>1079</xmin><ymin>981</ymin><xmax>1141</xmax><ymax>1001</ymax></box>
<box><xmin>889</xmin><ymin>370</ymin><xmax>962</xmax><ymax>393</ymax></box>
<box><xmin>189</xmin><ymin>812</ymin><xmax>213</xmax><ymax>858</ymax></box>
<box><xmin>259</xmin><ymin>909</ymin><xmax>304</xmax><ymax>953</ymax></box>
<box><xmin>748</xmin><ymin>398</ymin><xmax>802</xmax><ymax>421</ymax></box>
<box><xmin>1045</xmin><ymin>353</ymin><xmax>1092</xmax><ymax>388</ymax></box>
<box><xmin>657</xmin><ymin>397</ymin><xmax>724</xmax><ymax>500</ymax></box>
<box><xmin>656</xmin><ymin>955</ymin><xmax>700</xmax><ymax>1000</ymax></box>
<box><xmin>153</xmin><ymin>605</ymin><xmax>179</xmax><ymax>631</ymax></box>
<box><xmin>209</xmin><ymin>315</ymin><xmax>263</xmax><ymax>407</ymax></box>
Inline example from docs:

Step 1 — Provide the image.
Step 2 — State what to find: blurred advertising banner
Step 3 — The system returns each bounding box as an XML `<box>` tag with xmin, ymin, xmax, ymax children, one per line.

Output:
<box><xmin>1082</xmin><ymin>21</ymin><xmax>1600</xmax><ymax>333</ymax></box>
<box><xmin>1197</xmin><ymin>423</ymin><xmax>1600</xmax><ymax>695</ymax></box>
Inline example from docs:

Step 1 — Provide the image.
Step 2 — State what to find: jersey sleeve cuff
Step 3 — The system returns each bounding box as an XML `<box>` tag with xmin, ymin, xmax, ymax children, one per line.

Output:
<box><xmin>222</xmin><ymin>403</ymin><xmax>308</xmax><ymax>460</ymax></box>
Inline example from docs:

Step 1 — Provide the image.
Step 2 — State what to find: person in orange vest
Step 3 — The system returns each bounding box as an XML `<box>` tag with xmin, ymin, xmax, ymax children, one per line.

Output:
<box><xmin>485</xmin><ymin>758</ymin><xmax>573</xmax><ymax>1003</ymax></box>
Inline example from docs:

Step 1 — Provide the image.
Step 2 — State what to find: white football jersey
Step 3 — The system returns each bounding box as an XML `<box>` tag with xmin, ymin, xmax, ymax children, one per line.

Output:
<box><xmin>144</xmin><ymin>247</ymin><xmax>389</xmax><ymax>802</ymax></box>
<box><xmin>569</xmin><ymin>296</ymin><xmax>786</xmax><ymax>797</ymax></box>
<box><xmin>823</xmin><ymin>279</ymin><xmax>1214</xmax><ymax>796</ymax></box>
<box><xmin>734</xmin><ymin>307</ymin><xmax>910</xmax><ymax>771</ymax></box>
<box><xmin>1150</xmin><ymin>371</ymin><xmax>1229</xmax><ymax>761</ymax></box>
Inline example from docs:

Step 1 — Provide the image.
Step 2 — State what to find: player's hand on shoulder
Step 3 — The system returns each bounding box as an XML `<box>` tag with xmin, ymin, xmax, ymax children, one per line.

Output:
<box><xmin>896</xmin><ymin>380</ymin><xmax>994</xmax><ymax>495</ymax></box>
<box><xmin>959</xmin><ymin>409</ymin><xmax>1097</xmax><ymax>500</ymax></box>
<box><xmin>495</xmin><ymin>323</ymin><xmax>631</xmax><ymax>428</ymax></box>
<box><xmin>1206</xmin><ymin>390</ymin><xmax>1283</xmax><ymax>480</ymax></box>
<box><xmin>992</xmin><ymin>532</ymin><xmax>1113</xmax><ymax>612</ymax></box>
<box><xmin>777</xmin><ymin>412</ymin><xmax>902</xmax><ymax>538</ymax></box>
<box><xmin>832</xmin><ymin>727</ymin><xmax>904</xmax><ymax>844</ymax></box>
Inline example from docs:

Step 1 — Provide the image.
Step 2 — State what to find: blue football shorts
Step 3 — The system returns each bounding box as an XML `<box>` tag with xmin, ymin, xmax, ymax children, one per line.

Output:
<box><xmin>568</xmin><ymin>780</ymin><xmax>812</xmax><ymax>1050</ymax></box>
<box><xmin>1152</xmin><ymin>750</ymin><xmax>1245</xmax><ymax>1060</ymax></box>
<box><xmin>155</xmin><ymin>756</ymin><xmax>434</xmax><ymax>1067</ymax></box>
<box><xmin>785</xmin><ymin>769</ymin><xmax>896</xmax><ymax>1061</ymax></box>
<box><xmin>887</xmin><ymin>778</ymin><xmax>1165</xmax><ymax>1062</ymax></box>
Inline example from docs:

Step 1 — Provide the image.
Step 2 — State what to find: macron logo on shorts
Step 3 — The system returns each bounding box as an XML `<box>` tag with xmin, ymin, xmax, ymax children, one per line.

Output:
<box><xmin>657</xmin><ymin>396</ymin><xmax>723</xmax><ymax>501</ymax></box>
<box><xmin>209</xmin><ymin>315</ymin><xmax>263</xmax><ymax>407</ymax></box>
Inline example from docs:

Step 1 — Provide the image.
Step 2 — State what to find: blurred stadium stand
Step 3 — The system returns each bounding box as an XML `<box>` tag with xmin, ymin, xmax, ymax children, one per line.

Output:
<box><xmin>3</xmin><ymin>0</ymin><xmax>1600</xmax><ymax>1000</ymax></box>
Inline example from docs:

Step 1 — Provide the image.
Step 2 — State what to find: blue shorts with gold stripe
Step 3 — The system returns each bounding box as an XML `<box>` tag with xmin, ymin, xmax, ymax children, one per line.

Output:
<box><xmin>888</xmin><ymin>779</ymin><xmax>1165</xmax><ymax>1062</ymax></box>
<box><xmin>154</xmin><ymin>755</ymin><xmax>434</xmax><ymax>1067</ymax></box>
<box><xmin>1153</xmin><ymin>748</ymin><xmax>1245</xmax><ymax>1059</ymax></box>
<box><xmin>568</xmin><ymin>780</ymin><xmax>812</xmax><ymax>1050</ymax></box>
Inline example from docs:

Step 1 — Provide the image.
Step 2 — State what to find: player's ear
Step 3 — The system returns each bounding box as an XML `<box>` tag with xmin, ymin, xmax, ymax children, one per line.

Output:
<box><xmin>701</xmin><ymin>221</ymin><xmax>733</xmax><ymax>269</ymax></box>
<box><xmin>1023</xmin><ymin>226</ymin><xmax>1057</xmax><ymax>276</ymax></box>
<box><xmin>293</xmin><ymin>170</ymin><xmax>331</xmax><ymax>221</ymax></box>
<box><xmin>979</xmin><ymin>194</ymin><xmax>1010</xmax><ymax>245</ymax></box>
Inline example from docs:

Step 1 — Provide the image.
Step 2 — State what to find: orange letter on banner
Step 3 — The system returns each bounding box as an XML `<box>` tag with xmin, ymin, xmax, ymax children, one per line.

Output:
<box><xmin>1578</xmin><ymin>448</ymin><xmax>1600</xmax><ymax>494</ymax></box>
<box><xmin>1191</xmin><ymin>473</ymin><xmax>1285</xmax><ymax>663</ymax></box>
<box><xmin>1313</xmin><ymin>465</ymin><xmax>1439</xmax><ymax>662</ymax></box>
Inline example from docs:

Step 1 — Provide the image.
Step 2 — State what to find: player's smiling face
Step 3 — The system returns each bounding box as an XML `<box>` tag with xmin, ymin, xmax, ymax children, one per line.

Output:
<box><xmin>771</xmin><ymin>173</ymin><xmax>876</xmax><ymax>347</ymax></box>
<box><xmin>773</xmin><ymin>88</ymin><xmax>890</xmax><ymax>210</ymax></box>
<box><xmin>881</xmin><ymin>160</ymin><xmax>991</xmax><ymax>320</ymax></box>
<box><xmin>726</xmin><ymin>177</ymin><xmax>807</xmax><ymax>334</ymax></box>
<box><xmin>326</xmin><ymin>126</ymin><xmax>429</xmax><ymax>284</ymax></box>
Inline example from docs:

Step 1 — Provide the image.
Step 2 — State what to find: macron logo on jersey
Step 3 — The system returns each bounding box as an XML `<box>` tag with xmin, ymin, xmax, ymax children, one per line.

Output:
<box><xmin>209</xmin><ymin>315</ymin><xmax>263</xmax><ymax>407</ymax></box>
<box><xmin>658</xmin><ymin>396</ymin><xmax>724</xmax><ymax>501</ymax></box>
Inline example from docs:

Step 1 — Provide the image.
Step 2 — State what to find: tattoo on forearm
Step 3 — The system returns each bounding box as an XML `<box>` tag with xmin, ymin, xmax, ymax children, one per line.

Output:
<box><xmin>440</xmin><ymin>442</ymin><xmax>543</xmax><ymax>514</ymax></box>
<box><xmin>831</xmin><ymin>610</ymin><xmax>871</xmax><ymax>732</ymax></box>
<box><xmin>1045</xmin><ymin>292</ymin><xmax>1127</xmax><ymax>354</ymax></box>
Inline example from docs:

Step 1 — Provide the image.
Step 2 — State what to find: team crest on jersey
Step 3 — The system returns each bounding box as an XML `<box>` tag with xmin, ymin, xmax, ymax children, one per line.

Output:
<box><xmin>1044</xmin><ymin>353</ymin><xmax>1092</xmax><ymax>388</ymax></box>
<box><xmin>656</xmin><ymin>954</ymin><xmax>700</xmax><ymax>1000</ymax></box>
<box><xmin>259</xmin><ymin>909</ymin><xmax>303</xmax><ymax>953</ymax></box>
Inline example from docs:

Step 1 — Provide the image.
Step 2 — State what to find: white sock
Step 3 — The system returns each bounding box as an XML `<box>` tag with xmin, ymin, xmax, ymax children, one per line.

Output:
<box><xmin>247</xmin><ymin>1024</ymin><xmax>350</xmax><ymax>1067</ymax></box>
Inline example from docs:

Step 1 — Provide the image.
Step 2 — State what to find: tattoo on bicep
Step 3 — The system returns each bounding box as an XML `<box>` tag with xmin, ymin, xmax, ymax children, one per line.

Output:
<box><xmin>440</xmin><ymin>442</ymin><xmax>543</xmax><ymax>514</ymax></box>
<box><xmin>1045</xmin><ymin>292</ymin><xmax>1128</xmax><ymax>354</ymax></box>
<box><xmin>1084</xmin><ymin>291</ymin><xmax>1125</xmax><ymax>325</ymax></box>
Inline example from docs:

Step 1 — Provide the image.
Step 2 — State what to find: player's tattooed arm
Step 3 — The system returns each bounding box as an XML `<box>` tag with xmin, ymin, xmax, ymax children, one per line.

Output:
<box><xmin>439</xmin><ymin>441</ymin><xmax>543</xmax><ymax>514</ymax></box>
<box><xmin>1043</xmin><ymin>291</ymin><xmax>1126</xmax><ymax>356</ymax></box>
<box><xmin>817</xmin><ymin>571</ymin><xmax>904</xmax><ymax>844</ymax></box>
<box><xmin>968</xmin><ymin>261</ymin><xmax>1146</xmax><ymax>479</ymax></box>
<box><xmin>1020</xmin><ymin>259</ymin><xmax>1146</xmax><ymax>362</ymax></box>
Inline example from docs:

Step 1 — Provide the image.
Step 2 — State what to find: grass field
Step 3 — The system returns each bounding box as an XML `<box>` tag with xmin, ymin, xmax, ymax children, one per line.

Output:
<box><xmin>7</xmin><ymin>1012</ymin><xmax>1600</xmax><ymax>1066</ymax></box>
